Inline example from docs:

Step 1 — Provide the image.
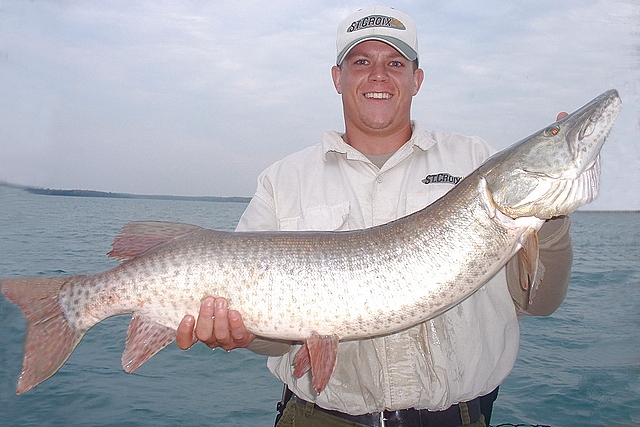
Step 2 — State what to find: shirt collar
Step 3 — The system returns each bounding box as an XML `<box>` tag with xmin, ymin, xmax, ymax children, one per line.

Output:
<box><xmin>321</xmin><ymin>121</ymin><xmax>437</xmax><ymax>162</ymax></box>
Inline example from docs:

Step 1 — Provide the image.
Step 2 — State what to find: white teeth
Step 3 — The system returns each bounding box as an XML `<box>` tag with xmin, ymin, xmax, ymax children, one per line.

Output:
<box><xmin>365</xmin><ymin>92</ymin><xmax>391</xmax><ymax>99</ymax></box>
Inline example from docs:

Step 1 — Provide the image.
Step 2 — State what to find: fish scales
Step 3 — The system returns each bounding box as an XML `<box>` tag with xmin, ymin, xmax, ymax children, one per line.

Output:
<box><xmin>1</xmin><ymin>89</ymin><xmax>622</xmax><ymax>394</ymax></box>
<box><xmin>61</xmin><ymin>175</ymin><xmax>526</xmax><ymax>340</ymax></box>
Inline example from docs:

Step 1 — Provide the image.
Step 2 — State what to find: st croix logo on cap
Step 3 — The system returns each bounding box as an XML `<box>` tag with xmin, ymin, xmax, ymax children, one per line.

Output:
<box><xmin>347</xmin><ymin>15</ymin><xmax>406</xmax><ymax>32</ymax></box>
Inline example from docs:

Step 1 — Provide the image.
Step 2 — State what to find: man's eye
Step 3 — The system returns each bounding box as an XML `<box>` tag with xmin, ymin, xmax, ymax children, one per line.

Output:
<box><xmin>355</xmin><ymin>59</ymin><xmax>369</xmax><ymax>65</ymax></box>
<box><xmin>389</xmin><ymin>61</ymin><xmax>403</xmax><ymax>67</ymax></box>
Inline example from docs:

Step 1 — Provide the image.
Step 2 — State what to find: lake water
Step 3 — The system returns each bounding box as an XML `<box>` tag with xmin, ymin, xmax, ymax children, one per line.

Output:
<box><xmin>0</xmin><ymin>185</ymin><xmax>638</xmax><ymax>427</ymax></box>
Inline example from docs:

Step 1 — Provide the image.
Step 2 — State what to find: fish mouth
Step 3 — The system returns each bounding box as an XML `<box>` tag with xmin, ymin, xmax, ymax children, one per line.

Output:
<box><xmin>566</xmin><ymin>90</ymin><xmax>622</xmax><ymax>175</ymax></box>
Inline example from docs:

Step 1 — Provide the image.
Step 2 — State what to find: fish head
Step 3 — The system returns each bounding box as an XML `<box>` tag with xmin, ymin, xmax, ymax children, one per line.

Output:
<box><xmin>483</xmin><ymin>89</ymin><xmax>622</xmax><ymax>219</ymax></box>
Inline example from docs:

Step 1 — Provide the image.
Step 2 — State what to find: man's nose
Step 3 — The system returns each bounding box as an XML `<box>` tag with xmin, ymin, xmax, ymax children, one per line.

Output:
<box><xmin>369</xmin><ymin>62</ymin><xmax>389</xmax><ymax>82</ymax></box>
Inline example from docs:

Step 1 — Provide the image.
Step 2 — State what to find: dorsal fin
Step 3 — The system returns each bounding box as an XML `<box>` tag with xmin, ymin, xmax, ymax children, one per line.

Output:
<box><xmin>108</xmin><ymin>221</ymin><xmax>203</xmax><ymax>261</ymax></box>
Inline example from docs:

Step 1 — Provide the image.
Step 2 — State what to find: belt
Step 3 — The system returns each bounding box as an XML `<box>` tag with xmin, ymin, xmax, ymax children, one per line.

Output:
<box><xmin>292</xmin><ymin>395</ymin><xmax>481</xmax><ymax>427</ymax></box>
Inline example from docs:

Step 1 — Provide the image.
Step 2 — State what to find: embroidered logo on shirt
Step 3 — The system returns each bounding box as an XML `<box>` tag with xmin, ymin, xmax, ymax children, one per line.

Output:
<box><xmin>421</xmin><ymin>173</ymin><xmax>463</xmax><ymax>185</ymax></box>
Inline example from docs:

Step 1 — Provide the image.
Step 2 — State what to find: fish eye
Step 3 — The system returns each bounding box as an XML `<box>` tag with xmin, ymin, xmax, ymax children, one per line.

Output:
<box><xmin>543</xmin><ymin>125</ymin><xmax>560</xmax><ymax>137</ymax></box>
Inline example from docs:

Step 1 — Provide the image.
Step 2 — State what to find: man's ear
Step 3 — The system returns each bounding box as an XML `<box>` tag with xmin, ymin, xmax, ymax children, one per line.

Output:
<box><xmin>331</xmin><ymin>65</ymin><xmax>342</xmax><ymax>94</ymax></box>
<box><xmin>413</xmin><ymin>67</ymin><xmax>424</xmax><ymax>96</ymax></box>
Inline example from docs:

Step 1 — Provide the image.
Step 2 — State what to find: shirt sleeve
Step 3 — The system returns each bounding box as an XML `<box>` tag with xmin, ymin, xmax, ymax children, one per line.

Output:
<box><xmin>506</xmin><ymin>215</ymin><xmax>573</xmax><ymax>316</ymax></box>
<box><xmin>246</xmin><ymin>339</ymin><xmax>294</xmax><ymax>356</ymax></box>
<box><xmin>236</xmin><ymin>171</ymin><xmax>279</xmax><ymax>232</ymax></box>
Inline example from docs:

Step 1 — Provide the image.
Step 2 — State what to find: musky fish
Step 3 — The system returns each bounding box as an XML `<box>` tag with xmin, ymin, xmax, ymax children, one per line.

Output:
<box><xmin>1</xmin><ymin>90</ymin><xmax>621</xmax><ymax>395</ymax></box>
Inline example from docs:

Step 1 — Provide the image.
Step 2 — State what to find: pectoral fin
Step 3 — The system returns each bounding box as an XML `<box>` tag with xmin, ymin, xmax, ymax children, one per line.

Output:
<box><xmin>122</xmin><ymin>315</ymin><xmax>176</xmax><ymax>373</ymax></box>
<box><xmin>517</xmin><ymin>228</ymin><xmax>545</xmax><ymax>306</ymax></box>
<box><xmin>292</xmin><ymin>333</ymin><xmax>339</xmax><ymax>393</ymax></box>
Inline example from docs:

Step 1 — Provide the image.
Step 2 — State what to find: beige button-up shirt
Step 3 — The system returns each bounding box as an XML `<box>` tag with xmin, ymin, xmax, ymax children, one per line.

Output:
<box><xmin>238</xmin><ymin>122</ymin><xmax>571</xmax><ymax>413</ymax></box>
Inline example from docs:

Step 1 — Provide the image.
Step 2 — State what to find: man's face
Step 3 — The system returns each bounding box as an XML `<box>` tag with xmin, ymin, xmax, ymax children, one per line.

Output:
<box><xmin>332</xmin><ymin>40</ymin><xmax>424</xmax><ymax>139</ymax></box>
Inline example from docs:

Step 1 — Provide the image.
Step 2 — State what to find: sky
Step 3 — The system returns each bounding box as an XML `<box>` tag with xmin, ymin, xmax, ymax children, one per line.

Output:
<box><xmin>0</xmin><ymin>0</ymin><xmax>639</xmax><ymax>210</ymax></box>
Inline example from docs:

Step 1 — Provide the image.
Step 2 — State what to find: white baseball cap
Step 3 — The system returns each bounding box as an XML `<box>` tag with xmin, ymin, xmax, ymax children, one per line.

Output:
<box><xmin>336</xmin><ymin>6</ymin><xmax>419</xmax><ymax>66</ymax></box>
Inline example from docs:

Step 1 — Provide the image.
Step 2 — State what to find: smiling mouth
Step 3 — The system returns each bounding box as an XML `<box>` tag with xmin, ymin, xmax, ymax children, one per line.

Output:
<box><xmin>364</xmin><ymin>92</ymin><xmax>392</xmax><ymax>99</ymax></box>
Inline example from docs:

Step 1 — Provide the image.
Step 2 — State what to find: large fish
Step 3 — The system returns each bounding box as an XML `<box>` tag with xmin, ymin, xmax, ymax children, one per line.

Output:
<box><xmin>1</xmin><ymin>89</ymin><xmax>622</xmax><ymax>395</ymax></box>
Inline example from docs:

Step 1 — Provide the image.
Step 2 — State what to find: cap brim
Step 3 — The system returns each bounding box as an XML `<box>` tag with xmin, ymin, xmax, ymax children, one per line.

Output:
<box><xmin>336</xmin><ymin>35</ymin><xmax>418</xmax><ymax>65</ymax></box>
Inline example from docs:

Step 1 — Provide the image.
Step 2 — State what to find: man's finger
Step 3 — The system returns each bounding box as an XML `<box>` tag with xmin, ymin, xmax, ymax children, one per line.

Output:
<box><xmin>176</xmin><ymin>315</ymin><xmax>197</xmax><ymax>350</ymax></box>
<box><xmin>213</xmin><ymin>298</ymin><xmax>232</xmax><ymax>346</ymax></box>
<box><xmin>229</xmin><ymin>310</ymin><xmax>255</xmax><ymax>346</ymax></box>
<box><xmin>195</xmin><ymin>297</ymin><xmax>216</xmax><ymax>343</ymax></box>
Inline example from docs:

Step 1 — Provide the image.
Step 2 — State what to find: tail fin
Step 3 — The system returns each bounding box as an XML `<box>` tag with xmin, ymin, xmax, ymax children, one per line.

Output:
<box><xmin>1</xmin><ymin>277</ymin><xmax>85</xmax><ymax>394</ymax></box>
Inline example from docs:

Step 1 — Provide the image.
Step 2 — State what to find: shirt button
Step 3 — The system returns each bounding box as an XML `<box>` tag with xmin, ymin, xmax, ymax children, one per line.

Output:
<box><xmin>376</xmin><ymin>176</ymin><xmax>383</xmax><ymax>183</ymax></box>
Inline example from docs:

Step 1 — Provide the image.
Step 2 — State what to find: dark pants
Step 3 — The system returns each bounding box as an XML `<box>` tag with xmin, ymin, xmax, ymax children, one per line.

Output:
<box><xmin>479</xmin><ymin>387</ymin><xmax>499</xmax><ymax>426</ymax></box>
<box><xmin>276</xmin><ymin>387</ymin><xmax>498</xmax><ymax>427</ymax></box>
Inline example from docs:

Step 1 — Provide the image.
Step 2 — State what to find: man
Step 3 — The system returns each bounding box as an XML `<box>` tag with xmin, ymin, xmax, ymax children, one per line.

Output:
<box><xmin>177</xmin><ymin>6</ymin><xmax>572</xmax><ymax>427</ymax></box>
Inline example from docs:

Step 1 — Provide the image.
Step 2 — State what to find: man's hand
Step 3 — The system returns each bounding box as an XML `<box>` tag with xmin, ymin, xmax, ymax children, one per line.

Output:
<box><xmin>176</xmin><ymin>297</ymin><xmax>255</xmax><ymax>351</ymax></box>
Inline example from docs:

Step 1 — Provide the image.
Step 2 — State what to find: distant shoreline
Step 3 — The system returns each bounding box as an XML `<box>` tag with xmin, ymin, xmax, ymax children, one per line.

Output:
<box><xmin>0</xmin><ymin>182</ymin><xmax>251</xmax><ymax>203</ymax></box>
<box><xmin>1</xmin><ymin>182</ymin><xmax>637</xmax><ymax>212</ymax></box>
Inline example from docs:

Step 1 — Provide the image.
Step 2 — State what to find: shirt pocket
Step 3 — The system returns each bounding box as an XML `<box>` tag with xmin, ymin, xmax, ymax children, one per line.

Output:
<box><xmin>278</xmin><ymin>202</ymin><xmax>351</xmax><ymax>231</ymax></box>
<box><xmin>405</xmin><ymin>184</ymin><xmax>455</xmax><ymax>215</ymax></box>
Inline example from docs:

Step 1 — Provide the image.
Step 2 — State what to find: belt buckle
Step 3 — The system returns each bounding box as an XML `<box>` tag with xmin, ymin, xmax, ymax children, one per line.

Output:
<box><xmin>380</xmin><ymin>408</ymin><xmax>423</xmax><ymax>427</ymax></box>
